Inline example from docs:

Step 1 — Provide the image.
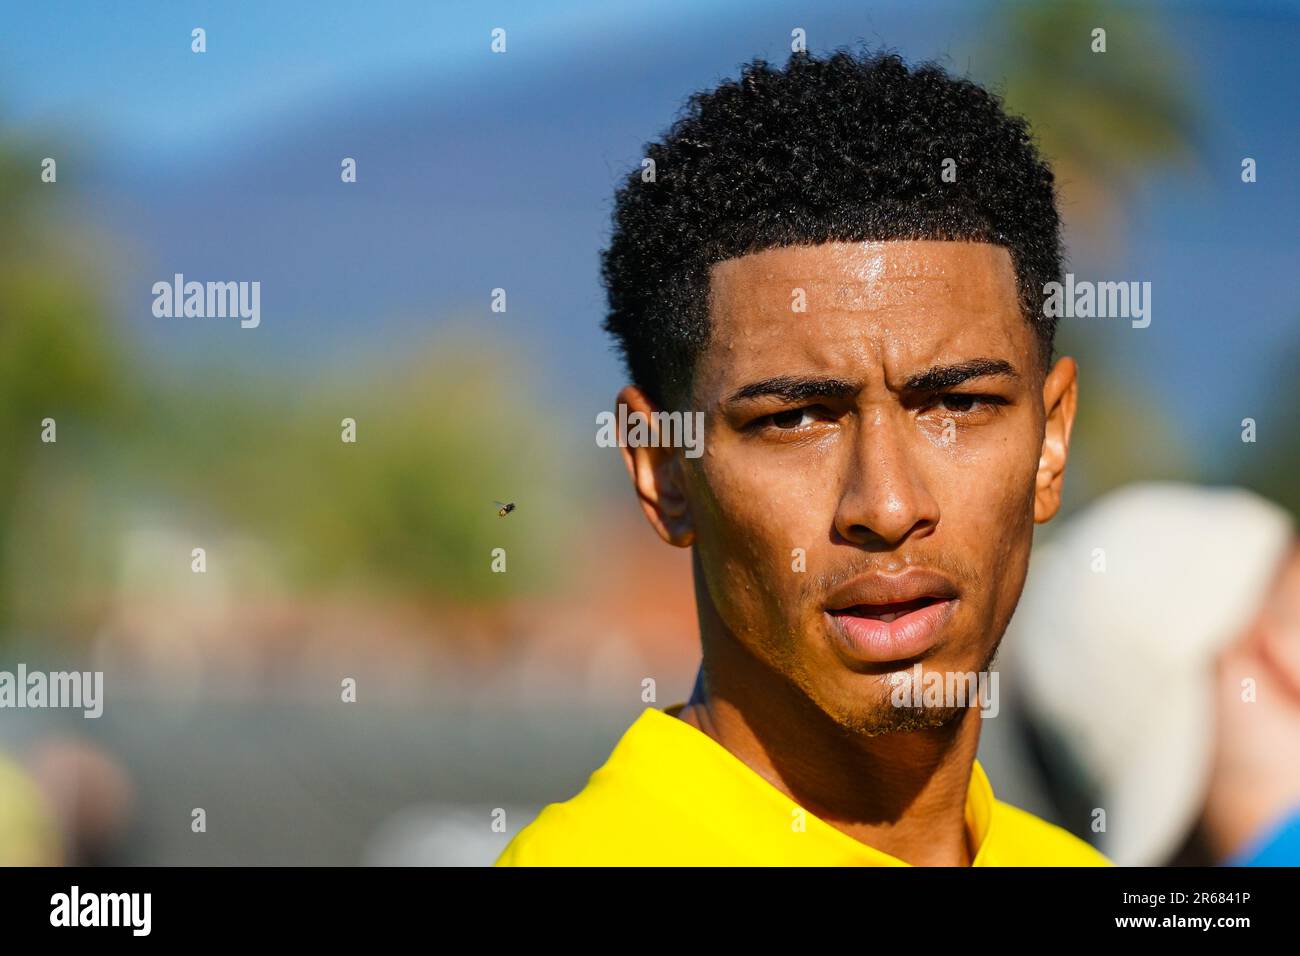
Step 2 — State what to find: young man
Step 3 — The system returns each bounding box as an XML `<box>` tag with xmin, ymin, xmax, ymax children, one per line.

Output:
<box><xmin>497</xmin><ymin>49</ymin><xmax>1109</xmax><ymax>866</ymax></box>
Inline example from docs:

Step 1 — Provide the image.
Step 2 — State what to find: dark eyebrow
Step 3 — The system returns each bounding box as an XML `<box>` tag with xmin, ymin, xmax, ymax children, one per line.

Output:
<box><xmin>904</xmin><ymin>358</ymin><xmax>1018</xmax><ymax>392</ymax></box>
<box><xmin>725</xmin><ymin>375</ymin><xmax>859</xmax><ymax>405</ymax></box>
<box><xmin>724</xmin><ymin>359</ymin><xmax>1018</xmax><ymax>406</ymax></box>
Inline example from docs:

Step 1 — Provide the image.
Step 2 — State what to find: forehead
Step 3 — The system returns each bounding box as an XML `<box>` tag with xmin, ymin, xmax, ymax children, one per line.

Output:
<box><xmin>699</xmin><ymin>240</ymin><xmax>1031</xmax><ymax>394</ymax></box>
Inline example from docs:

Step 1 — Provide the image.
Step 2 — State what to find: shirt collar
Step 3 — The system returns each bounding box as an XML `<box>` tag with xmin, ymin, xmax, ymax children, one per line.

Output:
<box><xmin>610</xmin><ymin>702</ymin><xmax>996</xmax><ymax>865</ymax></box>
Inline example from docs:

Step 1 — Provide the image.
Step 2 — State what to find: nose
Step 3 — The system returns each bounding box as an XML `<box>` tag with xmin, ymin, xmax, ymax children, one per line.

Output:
<box><xmin>832</xmin><ymin>407</ymin><xmax>940</xmax><ymax>549</ymax></box>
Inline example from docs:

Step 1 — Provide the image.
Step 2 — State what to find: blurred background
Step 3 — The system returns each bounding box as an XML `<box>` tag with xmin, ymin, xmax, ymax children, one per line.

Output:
<box><xmin>0</xmin><ymin>0</ymin><xmax>1297</xmax><ymax>864</ymax></box>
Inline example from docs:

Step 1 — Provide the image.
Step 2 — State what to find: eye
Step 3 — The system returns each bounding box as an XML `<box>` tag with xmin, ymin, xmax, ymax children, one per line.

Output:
<box><xmin>934</xmin><ymin>393</ymin><xmax>1007</xmax><ymax>415</ymax></box>
<box><xmin>769</xmin><ymin>407</ymin><xmax>816</xmax><ymax>429</ymax></box>
<box><xmin>747</xmin><ymin>405</ymin><xmax>830</xmax><ymax>433</ymax></box>
<box><xmin>940</xmin><ymin>394</ymin><xmax>979</xmax><ymax>413</ymax></box>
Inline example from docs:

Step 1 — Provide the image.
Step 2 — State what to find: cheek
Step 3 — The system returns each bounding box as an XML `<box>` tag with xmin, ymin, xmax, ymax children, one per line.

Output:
<box><xmin>930</xmin><ymin>426</ymin><xmax>1039</xmax><ymax>614</ymax></box>
<box><xmin>696</xmin><ymin>441</ymin><xmax>834</xmax><ymax>554</ymax></box>
<box><xmin>941</xmin><ymin>438</ymin><xmax>1036</xmax><ymax>530</ymax></box>
<box><xmin>687</xmin><ymin>449</ymin><xmax>820</xmax><ymax>626</ymax></box>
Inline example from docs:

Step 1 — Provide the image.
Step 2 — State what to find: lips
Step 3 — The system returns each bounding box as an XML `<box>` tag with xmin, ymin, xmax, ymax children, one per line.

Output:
<box><xmin>824</xmin><ymin>569</ymin><xmax>959</xmax><ymax>664</ymax></box>
<box><xmin>832</xmin><ymin>596</ymin><xmax>942</xmax><ymax>623</ymax></box>
<box><xmin>825</xmin><ymin>568</ymin><xmax>959</xmax><ymax>612</ymax></box>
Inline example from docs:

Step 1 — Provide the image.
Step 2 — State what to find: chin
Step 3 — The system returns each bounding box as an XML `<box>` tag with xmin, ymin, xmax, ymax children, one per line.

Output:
<box><xmin>802</xmin><ymin>648</ymin><xmax>988</xmax><ymax>735</ymax></box>
<box><xmin>823</xmin><ymin>694</ymin><xmax>966</xmax><ymax>737</ymax></box>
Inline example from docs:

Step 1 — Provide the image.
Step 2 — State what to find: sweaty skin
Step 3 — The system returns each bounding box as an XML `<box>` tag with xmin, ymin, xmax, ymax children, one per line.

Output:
<box><xmin>616</xmin><ymin>240</ymin><xmax>1078</xmax><ymax>866</ymax></box>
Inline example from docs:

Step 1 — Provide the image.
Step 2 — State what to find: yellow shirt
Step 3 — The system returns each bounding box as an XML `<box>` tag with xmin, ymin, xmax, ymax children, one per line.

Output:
<box><xmin>495</xmin><ymin>703</ymin><xmax>1112</xmax><ymax>866</ymax></box>
<box><xmin>0</xmin><ymin>753</ymin><xmax>61</xmax><ymax>866</ymax></box>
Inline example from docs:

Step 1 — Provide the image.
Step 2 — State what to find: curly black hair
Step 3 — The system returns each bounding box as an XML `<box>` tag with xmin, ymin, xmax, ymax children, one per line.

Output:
<box><xmin>600</xmin><ymin>48</ymin><xmax>1063</xmax><ymax>410</ymax></box>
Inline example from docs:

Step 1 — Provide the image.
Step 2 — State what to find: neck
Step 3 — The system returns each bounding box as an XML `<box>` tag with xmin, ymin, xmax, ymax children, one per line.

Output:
<box><xmin>677</xmin><ymin>560</ymin><xmax>984</xmax><ymax>866</ymax></box>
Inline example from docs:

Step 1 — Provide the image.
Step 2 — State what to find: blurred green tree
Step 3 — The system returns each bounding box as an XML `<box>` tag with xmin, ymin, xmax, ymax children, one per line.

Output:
<box><xmin>979</xmin><ymin>0</ymin><xmax>1204</xmax><ymax>511</ymax></box>
<box><xmin>0</xmin><ymin>130</ymin><xmax>128</xmax><ymax>638</ymax></box>
<box><xmin>989</xmin><ymin>0</ymin><xmax>1200</xmax><ymax>241</ymax></box>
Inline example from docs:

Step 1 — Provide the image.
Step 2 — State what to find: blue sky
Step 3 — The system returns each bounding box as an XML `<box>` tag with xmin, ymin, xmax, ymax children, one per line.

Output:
<box><xmin>3</xmin><ymin>0</ymin><xmax>762</xmax><ymax>148</ymax></box>
<box><xmin>3</xmin><ymin>0</ymin><xmax>1297</xmax><ymax>479</ymax></box>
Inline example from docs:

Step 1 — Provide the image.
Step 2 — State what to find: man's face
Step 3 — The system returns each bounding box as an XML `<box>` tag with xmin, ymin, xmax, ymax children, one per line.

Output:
<box><xmin>678</xmin><ymin>240</ymin><xmax>1070</xmax><ymax>734</ymax></box>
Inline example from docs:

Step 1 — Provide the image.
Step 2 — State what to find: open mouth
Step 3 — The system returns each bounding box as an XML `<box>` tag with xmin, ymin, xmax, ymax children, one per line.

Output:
<box><xmin>828</xmin><ymin>596</ymin><xmax>942</xmax><ymax>624</ymax></box>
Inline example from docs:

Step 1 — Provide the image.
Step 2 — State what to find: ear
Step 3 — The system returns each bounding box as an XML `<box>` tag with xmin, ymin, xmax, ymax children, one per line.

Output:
<box><xmin>1033</xmin><ymin>356</ymin><xmax>1078</xmax><ymax>524</ymax></box>
<box><xmin>613</xmin><ymin>385</ymin><xmax>695</xmax><ymax>547</ymax></box>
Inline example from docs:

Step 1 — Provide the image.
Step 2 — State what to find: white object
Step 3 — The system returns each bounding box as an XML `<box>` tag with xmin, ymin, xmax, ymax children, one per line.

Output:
<box><xmin>1008</xmin><ymin>482</ymin><xmax>1294</xmax><ymax>866</ymax></box>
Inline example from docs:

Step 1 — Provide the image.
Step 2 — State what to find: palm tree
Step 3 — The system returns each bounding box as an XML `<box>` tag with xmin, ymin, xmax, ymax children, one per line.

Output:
<box><xmin>979</xmin><ymin>0</ymin><xmax>1203</xmax><ymax>511</ymax></box>
<box><xmin>988</xmin><ymin>0</ymin><xmax>1200</xmax><ymax>244</ymax></box>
